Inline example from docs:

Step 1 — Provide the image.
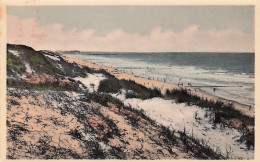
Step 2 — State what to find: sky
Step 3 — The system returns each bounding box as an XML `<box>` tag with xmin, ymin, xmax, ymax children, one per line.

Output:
<box><xmin>7</xmin><ymin>6</ymin><xmax>254</xmax><ymax>52</ymax></box>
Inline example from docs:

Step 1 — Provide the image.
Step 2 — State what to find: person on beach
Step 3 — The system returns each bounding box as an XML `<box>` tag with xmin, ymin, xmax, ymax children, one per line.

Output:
<box><xmin>178</xmin><ymin>78</ymin><xmax>183</xmax><ymax>87</ymax></box>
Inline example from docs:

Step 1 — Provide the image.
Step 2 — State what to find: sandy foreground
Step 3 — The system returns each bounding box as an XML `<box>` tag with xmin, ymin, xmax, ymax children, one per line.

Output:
<box><xmin>65</xmin><ymin>57</ymin><xmax>254</xmax><ymax>118</ymax></box>
<box><xmin>7</xmin><ymin>88</ymin><xmax>198</xmax><ymax>159</ymax></box>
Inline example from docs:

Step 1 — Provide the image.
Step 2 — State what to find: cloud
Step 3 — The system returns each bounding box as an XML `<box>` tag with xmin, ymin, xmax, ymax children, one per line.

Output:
<box><xmin>7</xmin><ymin>15</ymin><xmax>254</xmax><ymax>52</ymax></box>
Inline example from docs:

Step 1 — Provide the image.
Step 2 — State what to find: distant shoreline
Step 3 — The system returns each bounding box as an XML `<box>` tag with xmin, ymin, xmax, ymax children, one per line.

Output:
<box><xmin>62</xmin><ymin>51</ymin><xmax>255</xmax><ymax>55</ymax></box>
<box><xmin>64</xmin><ymin>56</ymin><xmax>254</xmax><ymax>118</ymax></box>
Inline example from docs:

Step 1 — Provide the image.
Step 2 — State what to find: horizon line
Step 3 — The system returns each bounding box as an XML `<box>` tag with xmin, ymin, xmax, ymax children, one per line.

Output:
<box><xmin>57</xmin><ymin>50</ymin><xmax>254</xmax><ymax>54</ymax></box>
<box><xmin>7</xmin><ymin>43</ymin><xmax>254</xmax><ymax>54</ymax></box>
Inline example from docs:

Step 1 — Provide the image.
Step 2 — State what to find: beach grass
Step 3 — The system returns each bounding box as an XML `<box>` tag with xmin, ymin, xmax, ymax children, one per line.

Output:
<box><xmin>165</xmin><ymin>88</ymin><xmax>254</xmax><ymax>126</ymax></box>
<box><xmin>61</xmin><ymin>61</ymin><xmax>90</xmax><ymax>78</ymax></box>
<box><xmin>7</xmin><ymin>51</ymin><xmax>26</xmax><ymax>74</ymax></box>
<box><xmin>82</xmin><ymin>92</ymin><xmax>224</xmax><ymax>159</ymax></box>
<box><xmin>98</xmin><ymin>75</ymin><xmax>162</xmax><ymax>99</ymax></box>
<box><xmin>7</xmin><ymin>44</ymin><xmax>63</xmax><ymax>75</ymax></box>
<box><xmin>7</xmin><ymin>78</ymin><xmax>80</xmax><ymax>92</ymax></box>
<box><xmin>83</xmin><ymin>92</ymin><xmax>124</xmax><ymax>107</ymax></box>
<box><xmin>165</xmin><ymin>88</ymin><xmax>254</xmax><ymax>149</ymax></box>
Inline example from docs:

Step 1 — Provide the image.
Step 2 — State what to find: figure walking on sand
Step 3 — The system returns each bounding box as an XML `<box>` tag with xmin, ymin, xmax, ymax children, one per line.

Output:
<box><xmin>178</xmin><ymin>78</ymin><xmax>183</xmax><ymax>87</ymax></box>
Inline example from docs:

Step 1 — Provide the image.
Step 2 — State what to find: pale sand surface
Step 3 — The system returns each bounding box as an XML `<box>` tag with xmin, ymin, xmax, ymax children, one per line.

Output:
<box><xmin>7</xmin><ymin>94</ymin><xmax>88</xmax><ymax>158</ymax></box>
<box><xmin>64</xmin><ymin>57</ymin><xmax>254</xmax><ymax>118</ymax></box>
<box><xmin>7</xmin><ymin>88</ymin><xmax>193</xmax><ymax>159</ymax></box>
<box><xmin>85</xmin><ymin>102</ymin><xmax>191</xmax><ymax>159</ymax></box>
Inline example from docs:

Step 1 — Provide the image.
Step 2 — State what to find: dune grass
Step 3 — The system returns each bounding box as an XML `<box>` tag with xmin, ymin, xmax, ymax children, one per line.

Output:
<box><xmin>98</xmin><ymin>75</ymin><xmax>162</xmax><ymax>100</ymax></box>
<box><xmin>7</xmin><ymin>51</ymin><xmax>26</xmax><ymax>74</ymax></box>
<box><xmin>165</xmin><ymin>88</ymin><xmax>254</xmax><ymax>126</ymax></box>
<box><xmin>7</xmin><ymin>44</ymin><xmax>63</xmax><ymax>75</ymax></box>
<box><xmin>165</xmin><ymin>88</ymin><xmax>254</xmax><ymax>150</ymax></box>
<box><xmin>7</xmin><ymin>78</ymin><xmax>80</xmax><ymax>92</ymax></box>
<box><xmin>83</xmin><ymin>92</ymin><xmax>224</xmax><ymax>159</ymax></box>
<box><xmin>84</xmin><ymin>92</ymin><xmax>124</xmax><ymax>107</ymax></box>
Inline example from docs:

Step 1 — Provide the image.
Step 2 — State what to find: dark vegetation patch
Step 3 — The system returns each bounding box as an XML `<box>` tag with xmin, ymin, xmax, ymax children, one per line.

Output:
<box><xmin>7</xmin><ymin>51</ymin><xmax>26</xmax><ymax>74</ymax></box>
<box><xmin>98</xmin><ymin>75</ymin><xmax>162</xmax><ymax>99</ymax></box>
<box><xmin>239</xmin><ymin>129</ymin><xmax>255</xmax><ymax>150</ymax></box>
<box><xmin>89</xmin><ymin>105</ymin><xmax>121</xmax><ymax>141</ymax></box>
<box><xmin>57</xmin><ymin>60</ymin><xmax>91</xmax><ymax>78</ymax></box>
<box><xmin>159</xmin><ymin>125</ymin><xmax>177</xmax><ymax>144</ymax></box>
<box><xmin>101</xmin><ymin>116</ymin><xmax>121</xmax><ymax>142</ymax></box>
<box><xmin>8</xmin><ymin>98</ymin><xmax>20</xmax><ymax>106</ymax></box>
<box><xmin>67</xmin><ymin>129</ymin><xmax>109</xmax><ymax>159</ymax></box>
<box><xmin>84</xmin><ymin>141</ymin><xmax>106</xmax><ymax>159</ymax></box>
<box><xmin>109</xmin><ymin>146</ymin><xmax>125</xmax><ymax>159</ymax></box>
<box><xmin>33</xmin><ymin>145</ymin><xmax>82</xmax><ymax>159</ymax></box>
<box><xmin>68</xmin><ymin>129</ymin><xmax>84</xmax><ymax>140</ymax></box>
<box><xmin>7</xmin><ymin>44</ymin><xmax>94</xmax><ymax>79</ymax></box>
<box><xmin>8</xmin><ymin>123</ymin><xmax>29</xmax><ymax>142</ymax></box>
<box><xmin>123</xmin><ymin>105</ymin><xmax>156</xmax><ymax>127</ymax></box>
<box><xmin>7</xmin><ymin>44</ymin><xmax>63</xmax><ymax>75</ymax></box>
<box><xmin>178</xmin><ymin>130</ymin><xmax>224</xmax><ymax>159</ymax></box>
<box><xmin>83</xmin><ymin>92</ymin><xmax>124</xmax><ymax>107</ymax></box>
<box><xmin>7</xmin><ymin>78</ymin><xmax>80</xmax><ymax>92</ymax></box>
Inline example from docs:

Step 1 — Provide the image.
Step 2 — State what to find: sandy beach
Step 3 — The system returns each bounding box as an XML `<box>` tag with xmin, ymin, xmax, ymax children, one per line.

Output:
<box><xmin>65</xmin><ymin>57</ymin><xmax>254</xmax><ymax>118</ymax></box>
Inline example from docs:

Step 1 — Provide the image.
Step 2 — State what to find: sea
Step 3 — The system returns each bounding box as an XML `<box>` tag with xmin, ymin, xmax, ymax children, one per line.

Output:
<box><xmin>63</xmin><ymin>52</ymin><xmax>255</xmax><ymax>107</ymax></box>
